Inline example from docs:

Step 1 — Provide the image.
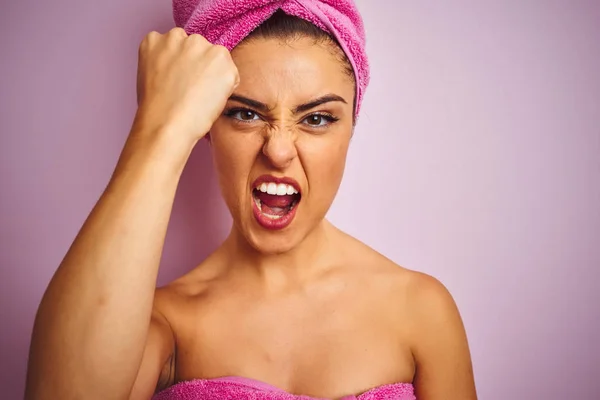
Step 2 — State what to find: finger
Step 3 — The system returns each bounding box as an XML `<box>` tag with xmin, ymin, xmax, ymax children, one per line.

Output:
<box><xmin>233</xmin><ymin>70</ymin><xmax>240</xmax><ymax>90</ymax></box>
<box><xmin>169</xmin><ymin>27</ymin><xmax>188</xmax><ymax>38</ymax></box>
<box><xmin>186</xmin><ymin>33</ymin><xmax>211</xmax><ymax>52</ymax></box>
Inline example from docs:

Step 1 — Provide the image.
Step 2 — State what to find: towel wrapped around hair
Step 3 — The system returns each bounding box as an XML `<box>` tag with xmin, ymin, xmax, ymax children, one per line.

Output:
<box><xmin>172</xmin><ymin>0</ymin><xmax>370</xmax><ymax>116</ymax></box>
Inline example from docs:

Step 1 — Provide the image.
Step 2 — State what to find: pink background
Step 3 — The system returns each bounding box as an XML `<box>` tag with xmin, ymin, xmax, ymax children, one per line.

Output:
<box><xmin>1</xmin><ymin>1</ymin><xmax>599</xmax><ymax>399</ymax></box>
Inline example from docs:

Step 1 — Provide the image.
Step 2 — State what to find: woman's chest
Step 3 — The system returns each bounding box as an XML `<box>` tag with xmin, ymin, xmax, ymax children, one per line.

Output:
<box><xmin>169</xmin><ymin>291</ymin><xmax>414</xmax><ymax>397</ymax></box>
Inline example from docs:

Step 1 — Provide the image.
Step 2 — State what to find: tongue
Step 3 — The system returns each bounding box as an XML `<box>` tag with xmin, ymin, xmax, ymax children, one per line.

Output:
<box><xmin>256</xmin><ymin>192</ymin><xmax>295</xmax><ymax>208</ymax></box>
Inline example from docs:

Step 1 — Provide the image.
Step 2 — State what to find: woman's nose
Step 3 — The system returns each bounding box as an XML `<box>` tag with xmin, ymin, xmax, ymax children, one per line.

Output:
<box><xmin>262</xmin><ymin>129</ymin><xmax>298</xmax><ymax>170</ymax></box>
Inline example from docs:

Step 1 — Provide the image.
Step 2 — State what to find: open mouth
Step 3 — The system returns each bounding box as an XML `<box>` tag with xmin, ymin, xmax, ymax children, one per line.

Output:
<box><xmin>251</xmin><ymin>178</ymin><xmax>302</xmax><ymax>230</ymax></box>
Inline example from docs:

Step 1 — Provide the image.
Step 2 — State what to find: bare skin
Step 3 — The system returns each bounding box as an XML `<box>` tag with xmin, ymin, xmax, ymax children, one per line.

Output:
<box><xmin>26</xmin><ymin>28</ymin><xmax>476</xmax><ymax>400</ymax></box>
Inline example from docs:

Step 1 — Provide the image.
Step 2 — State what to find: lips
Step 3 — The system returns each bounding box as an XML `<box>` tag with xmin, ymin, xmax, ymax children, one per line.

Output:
<box><xmin>251</xmin><ymin>175</ymin><xmax>302</xmax><ymax>230</ymax></box>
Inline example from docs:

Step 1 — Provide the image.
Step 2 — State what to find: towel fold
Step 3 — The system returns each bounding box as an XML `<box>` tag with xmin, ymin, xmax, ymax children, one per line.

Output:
<box><xmin>172</xmin><ymin>0</ymin><xmax>370</xmax><ymax>116</ymax></box>
<box><xmin>152</xmin><ymin>376</ymin><xmax>416</xmax><ymax>399</ymax></box>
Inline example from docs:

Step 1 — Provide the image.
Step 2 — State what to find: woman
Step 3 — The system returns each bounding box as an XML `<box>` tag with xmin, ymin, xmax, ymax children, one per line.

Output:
<box><xmin>25</xmin><ymin>1</ymin><xmax>476</xmax><ymax>399</ymax></box>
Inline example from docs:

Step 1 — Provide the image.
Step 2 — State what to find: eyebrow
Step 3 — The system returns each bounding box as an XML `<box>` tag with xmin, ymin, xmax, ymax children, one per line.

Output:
<box><xmin>228</xmin><ymin>95</ymin><xmax>271</xmax><ymax>112</ymax></box>
<box><xmin>228</xmin><ymin>94</ymin><xmax>347</xmax><ymax>114</ymax></box>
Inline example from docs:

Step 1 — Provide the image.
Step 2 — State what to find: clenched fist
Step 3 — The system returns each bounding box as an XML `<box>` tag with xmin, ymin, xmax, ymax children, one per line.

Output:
<box><xmin>135</xmin><ymin>27</ymin><xmax>239</xmax><ymax>145</ymax></box>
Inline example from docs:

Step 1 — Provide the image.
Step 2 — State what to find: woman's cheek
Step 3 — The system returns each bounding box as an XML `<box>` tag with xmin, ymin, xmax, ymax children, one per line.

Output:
<box><xmin>302</xmin><ymin>139</ymin><xmax>349</xmax><ymax>204</ymax></box>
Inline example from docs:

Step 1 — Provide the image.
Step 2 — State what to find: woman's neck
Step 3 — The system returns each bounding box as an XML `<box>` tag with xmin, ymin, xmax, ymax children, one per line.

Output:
<box><xmin>220</xmin><ymin>220</ymin><xmax>343</xmax><ymax>288</ymax></box>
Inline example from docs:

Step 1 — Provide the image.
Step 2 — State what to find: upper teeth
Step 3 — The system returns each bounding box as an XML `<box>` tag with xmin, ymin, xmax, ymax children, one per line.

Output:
<box><xmin>257</xmin><ymin>182</ymin><xmax>298</xmax><ymax>196</ymax></box>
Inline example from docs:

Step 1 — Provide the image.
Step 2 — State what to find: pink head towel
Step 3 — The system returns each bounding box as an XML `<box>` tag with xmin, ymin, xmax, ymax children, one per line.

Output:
<box><xmin>172</xmin><ymin>0</ymin><xmax>370</xmax><ymax>116</ymax></box>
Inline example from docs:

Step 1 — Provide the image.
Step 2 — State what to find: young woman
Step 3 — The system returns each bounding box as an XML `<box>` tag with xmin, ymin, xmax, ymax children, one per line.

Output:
<box><xmin>26</xmin><ymin>2</ymin><xmax>476</xmax><ymax>399</ymax></box>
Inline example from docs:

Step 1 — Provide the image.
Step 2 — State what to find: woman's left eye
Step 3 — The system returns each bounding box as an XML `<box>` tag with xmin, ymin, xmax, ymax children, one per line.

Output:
<box><xmin>302</xmin><ymin>114</ymin><xmax>338</xmax><ymax>127</ymax></box>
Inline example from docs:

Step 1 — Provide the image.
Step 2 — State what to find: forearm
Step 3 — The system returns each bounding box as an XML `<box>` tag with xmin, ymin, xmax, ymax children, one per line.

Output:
<box><xmin>26</xmin><ymin>123</ymin><xmax>193</xmax><ymax>399</ymax></box>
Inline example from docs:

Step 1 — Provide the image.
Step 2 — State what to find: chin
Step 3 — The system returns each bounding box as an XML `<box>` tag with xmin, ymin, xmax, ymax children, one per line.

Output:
<box><xmin>233</xmin><ymin>212</ymin><xmax>310</xmax><ymax>254</ymax></box>
<box><xmin>231</xmin><ymin>211</ymin><xmax>319</xmax><ymax>256</ymax></box>
<box><xmin>246</xmin><ymin>231</ymin><xmax>304</xmax><ymax>255</ymax></box>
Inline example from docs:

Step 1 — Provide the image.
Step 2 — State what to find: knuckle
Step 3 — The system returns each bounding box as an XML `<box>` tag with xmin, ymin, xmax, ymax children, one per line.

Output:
<box><xmin>188</xmin><ymin>33</ymin><xmax>207</xmax><ymax>43</ymax></box>
<box><xmin>226</xmin><ymin>66</ymin><xmax>240</xmax><ymax>86</ymax></box>
<box><xmin>140</xmin><ymin>30</ymin><xmax>159</xmax><ymax>47</ymax></box>
<box><xmin>146</xmin><ymin>30</ymin><xmax>160</xmax><ymax>40</ymax></box>
<box><xmin>189</xmin><ymin>34</ymin><xmax>213</xmax><ymax>55</ymax></box>
<box><xmin>213</xmin><ymin>44</ymin><xmax>229</xmax><ymax>56</ymax></box>
<box><xmin>209</xmin><ymin>45</ymin><xmax>232</xmax><ymax>62</ymax></box>
<box><xmin>184</xmin><ymin>33</ymin><xmax>211</xmax><ymax>55</ymax></box>
<box><xmin>186</xmin><ymin>33</ymin><xmax>210</xmax><ymax>50</ymax></box>
<box><xmin>170</xmin><ymin>27</ymin><xmax>187</xmax><ymax>37</ymax></box>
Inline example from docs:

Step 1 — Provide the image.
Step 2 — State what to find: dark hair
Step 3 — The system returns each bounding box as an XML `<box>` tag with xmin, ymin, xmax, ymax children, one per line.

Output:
<box><xmin>243</xmin><ymin>10</ymin><xmax>357</xmax><ymax>116</ymax></box>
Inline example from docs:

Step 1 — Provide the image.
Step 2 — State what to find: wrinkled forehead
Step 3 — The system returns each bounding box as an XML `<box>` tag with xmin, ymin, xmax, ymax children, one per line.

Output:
<box><xmin>231</xmin><ymin>37</ymin><xmax>354</xmax><ymax>106</ymax></box>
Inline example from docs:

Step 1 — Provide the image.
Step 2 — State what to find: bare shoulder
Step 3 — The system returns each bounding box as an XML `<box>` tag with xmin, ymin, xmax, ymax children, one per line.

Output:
<box><xmin>340</xmin><ymin>232</ymin><xmax>457</xmax><ymax>311</ymax></box>
<box><xmin>344</xmin><ymin>234</ymin><xmax>467</xmax><ymax>345</ymax></box>
<box><xmin>403</xmin><ymin>270</ymin><xmax>459</xmax><ymax>323</ymax></box>
<box><xmin>368</xmin><ymin>255</ymin><xmax>465</xmax><ymax>348</ymax></box>
<box><xmin>340</xmin><ymin>234</ymin><xmax>477</xmax><ymax>398</ymax></box>
<box><xmin>339</xmin><ymin>233</ymin><xmax>442</xmax><ymax>293</ymax></box>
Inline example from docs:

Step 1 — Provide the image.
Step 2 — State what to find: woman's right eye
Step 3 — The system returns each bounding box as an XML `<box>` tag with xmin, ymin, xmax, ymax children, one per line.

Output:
<box><xmin>226</xmin><ymin>109</ymin><xmax>260</xmax><ymax>122</ymax></box>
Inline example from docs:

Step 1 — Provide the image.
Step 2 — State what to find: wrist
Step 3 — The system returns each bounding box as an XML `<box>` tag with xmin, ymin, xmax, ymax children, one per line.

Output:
<box><xmin>115</xmin><ymin>119</ymin><xmax>196</xmax><ymax>182</ymax></box>
<box><xmin>131</xmin><ymin>110</ymin><xmax>198</xmax><ymax>161</ymax></box>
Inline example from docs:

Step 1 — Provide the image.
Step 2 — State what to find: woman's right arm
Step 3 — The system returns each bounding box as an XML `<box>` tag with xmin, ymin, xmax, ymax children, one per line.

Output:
<box><xmin>25</xmin><ymin>28</ymin><xmax>239</xmax><ymax>400</ymax></box>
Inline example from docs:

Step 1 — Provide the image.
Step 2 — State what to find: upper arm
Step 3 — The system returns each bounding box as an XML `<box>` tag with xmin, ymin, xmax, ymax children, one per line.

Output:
<box><xmin>129</xmin><ymin>309</ymin><xmax>175</xmax><ymax>400</ymax></box>
<box><xmin>409</xmin><ymin>273</ymin><xmax>477</xmax><ymax>400</ymax></box>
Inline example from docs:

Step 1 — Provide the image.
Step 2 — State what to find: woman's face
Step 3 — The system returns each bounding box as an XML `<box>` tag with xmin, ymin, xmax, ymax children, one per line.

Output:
<box><xmin>209</xmin><ymin>36</ymin><xmax>355</xmax><ymax>254</ymax></box>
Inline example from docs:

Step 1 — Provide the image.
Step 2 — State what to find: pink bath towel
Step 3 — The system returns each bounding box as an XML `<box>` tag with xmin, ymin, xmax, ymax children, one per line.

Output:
<box><xmin>172</xmin><ymin>0</ymin><xmax>370</xmax><ymax>116</ymax></box>
<box><xmin>153</xmin><ymin>376</ymin><xmax>416</xmax><ymax>399</ymax></box>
